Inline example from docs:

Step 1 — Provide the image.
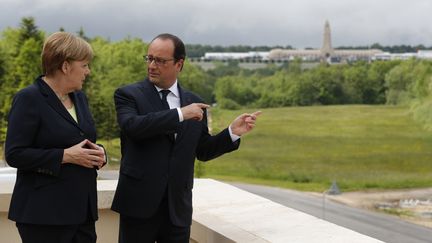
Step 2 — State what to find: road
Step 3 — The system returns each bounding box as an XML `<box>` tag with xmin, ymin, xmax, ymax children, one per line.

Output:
<box><xmin>231</xmin><ymin>183</ymin><xmax>432</xmax><ymax>243</ymax></box>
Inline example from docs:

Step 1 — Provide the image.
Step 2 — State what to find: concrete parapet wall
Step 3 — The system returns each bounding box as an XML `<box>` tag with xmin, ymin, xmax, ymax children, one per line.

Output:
<box><xmin>0</xmin><ymin>172</ymin><xmax>382</xmax><ymax>243</ymax></box>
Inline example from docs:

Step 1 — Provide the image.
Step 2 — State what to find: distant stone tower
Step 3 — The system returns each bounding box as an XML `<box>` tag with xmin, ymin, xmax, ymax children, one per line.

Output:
<box><xmin>321</xmin><ymin>20</ymin><xmax>334</xmax><ymax>59</ymax></box>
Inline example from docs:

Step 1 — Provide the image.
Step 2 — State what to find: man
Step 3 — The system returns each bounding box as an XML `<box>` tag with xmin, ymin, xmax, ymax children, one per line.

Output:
<box><xmin>111</xmin><ymin>33</ymin><xmax>260</xmax><ymax>243</ymax></box>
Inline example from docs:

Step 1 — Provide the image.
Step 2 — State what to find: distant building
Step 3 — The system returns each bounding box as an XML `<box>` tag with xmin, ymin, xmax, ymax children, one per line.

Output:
<box><xmin>268</xmin><ymin>20</ymin><xmax>383</xmax><ymax>63</ymax></box>
<box><xmin>202</xmin><ymin>51</ymin><xmax>269</xmax><ymax>62</ymax></box>
<box><xmin>416</xmin><ymin>50</ymin><xmax>432</xmax><ymax>60</ymax></box>
<box><xmin>198</xmin><ymin>21</ymin><xmax>432</xmax><ymax>63</ymax></box>
<box><xmin>371</xmin><ymin>50</ymin><xmax>432</xmax><ymax>61</ymax></box>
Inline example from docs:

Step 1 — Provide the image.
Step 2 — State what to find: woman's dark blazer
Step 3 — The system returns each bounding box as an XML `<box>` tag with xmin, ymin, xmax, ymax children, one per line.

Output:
<box><xmin>5</xmin><ymin>76</ymin><xmax>99</xmax><ymax>225</ymax></box>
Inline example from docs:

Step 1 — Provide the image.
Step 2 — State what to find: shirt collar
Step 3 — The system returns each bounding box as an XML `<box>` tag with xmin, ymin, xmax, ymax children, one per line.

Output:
<box><xmin>155</xmin><ymin>80</ymin><xmax>179</xmax><ymax>98</ymax></box>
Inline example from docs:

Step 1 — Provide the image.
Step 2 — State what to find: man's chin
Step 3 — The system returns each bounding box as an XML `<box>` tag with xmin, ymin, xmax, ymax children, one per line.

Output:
<box><xmin>148</xmin><ymin>77</ymin><xmax>158</xmax><ymax>83</ymax></box>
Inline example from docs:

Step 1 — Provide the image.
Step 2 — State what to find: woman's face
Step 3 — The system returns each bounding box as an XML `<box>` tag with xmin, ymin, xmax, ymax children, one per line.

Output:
<box><xmin>65</xmin><ymin>60</ymin><xmax>91</xmax><ymax>91</ymax></box>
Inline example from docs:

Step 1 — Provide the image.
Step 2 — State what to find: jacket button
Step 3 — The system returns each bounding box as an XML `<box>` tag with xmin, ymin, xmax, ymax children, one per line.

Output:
<box><xmin>80</xmin><ymin>132</ymin><xmax>84</xmax><ymax>136</ymax></box>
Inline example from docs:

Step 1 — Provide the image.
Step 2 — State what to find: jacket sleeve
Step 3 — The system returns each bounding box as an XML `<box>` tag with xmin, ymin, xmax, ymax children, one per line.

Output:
<box><xmin>114</xmin><ymin>87</ymin><xmax>180</xmax><ymax>141</ymax></box>
<box><xmin>5</xmin><ymin>91</ymin><xmax>62</xmax><ymax>176</ymax></box>
<box><xmin>195</xmin><ymin>111</ymin><xmax>240</xmax><ymax>161</ymax></box>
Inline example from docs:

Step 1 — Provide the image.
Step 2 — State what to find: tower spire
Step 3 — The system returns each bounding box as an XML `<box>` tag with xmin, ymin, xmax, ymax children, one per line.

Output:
<box><xmin>321</xmin><ymin>20</ymin><xmax>334</xmax><ymax>58</ymax></box>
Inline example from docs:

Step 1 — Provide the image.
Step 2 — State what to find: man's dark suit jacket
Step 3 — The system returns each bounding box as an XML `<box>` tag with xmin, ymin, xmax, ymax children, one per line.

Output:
<box><xmin>111</xmin><ymin>79</ymin><xmax>240</xmax><ymax>227</ymax></box>
<box><xmin>5</xmin><ymin>76</ymin><xmax>100</xmax><ymax>225</ymax></box>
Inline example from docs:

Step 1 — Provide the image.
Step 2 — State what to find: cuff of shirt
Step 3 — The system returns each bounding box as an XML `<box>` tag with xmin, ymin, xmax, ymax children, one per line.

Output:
<box><xmin>176</xmin><ymin>108</ymin><xmax>184</xmax><ymax>122</ymax></box>
<box><xmin>228</xmin><ymin>125</ymin><xmax>241</xmax><ymax>142</ymax></box>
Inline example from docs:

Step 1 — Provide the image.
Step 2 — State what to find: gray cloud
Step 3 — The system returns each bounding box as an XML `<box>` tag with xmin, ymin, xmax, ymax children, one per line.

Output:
<box><xmin>1</xmin><ymin>0</ymin><xmax>431</xmax><ymax>47</ymax></box>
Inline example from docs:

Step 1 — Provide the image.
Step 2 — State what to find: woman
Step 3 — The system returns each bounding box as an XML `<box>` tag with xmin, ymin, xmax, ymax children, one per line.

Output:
<box><xmin>5</xmin><ymin>32</ymin><xmax>106</xmax><ymax>243</ymax></box>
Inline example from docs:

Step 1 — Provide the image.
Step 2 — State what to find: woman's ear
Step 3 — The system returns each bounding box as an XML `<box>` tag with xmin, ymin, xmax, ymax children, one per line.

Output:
<box><xmin>61</xmin><ymin>61</ymin><xmax>69</xmax><ymax>74</ymax></box>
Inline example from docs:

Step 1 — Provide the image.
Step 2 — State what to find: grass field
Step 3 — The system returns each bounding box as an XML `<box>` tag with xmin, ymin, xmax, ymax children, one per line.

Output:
<box><xmin>203</xmin><ymin>105</ymin><xmax>432</xmax><ymax>192</ymax></box>
<box><xmin>94</xmin><ymin>105</ymin><xmax>432</xmax><ymax>192</ymax></box>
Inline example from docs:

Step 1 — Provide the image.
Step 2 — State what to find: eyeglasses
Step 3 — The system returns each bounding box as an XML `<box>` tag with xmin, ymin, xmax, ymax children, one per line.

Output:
<box><xmin>143</xmin><ymin>55</ymin><xmax>175</xmax><ymax>66</ymax></box>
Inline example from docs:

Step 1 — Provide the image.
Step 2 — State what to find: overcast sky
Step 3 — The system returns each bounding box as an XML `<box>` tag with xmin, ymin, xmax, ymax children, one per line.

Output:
<box><xmin>1</xmin><ymin>0</ymin><xmax>431</xmax><ymax>48</ymax></box>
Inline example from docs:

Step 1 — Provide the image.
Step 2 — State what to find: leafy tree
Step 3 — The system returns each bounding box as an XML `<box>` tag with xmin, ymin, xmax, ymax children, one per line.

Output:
<box><xmin>343</xmin><ymin>62</ymin><xmax>368</xmax><ymax>103</ymax></box>
<box><xmin>214</xmin><ymin>76</ymin><xmax>238</xmax><ymax>105</ymax></box>
<box><xmin>401</xmin><ymin>60</ymin><xmax>432</xmax><ymax>130</ymax></box>
<box><xmin>179</xmin><ymin>61</ymin><xmax>213</xmax><ymax>103</ymax></box>
<box><xmin>366</xmin><ymin>60</ymin><xmax>401</xmax><ymax>104</ymax></box>
<box><xmin>85</xmin><ymin>37</ymin><xmax>149</xmax><ymax>139</ymax></box>
<box><xmin>288</xmin><ymin>74</ymin><xmax>319</xmax><ymax>106</ymax></box>
<box><xmin>17</xmin><ymin>17</ymin><xmax>43</xmax><ymax>49</ymax></box>
<box><xmin>77</xmin><ymin>26</ymin><xmax>90</xmax><ymax>42</ymax></box>
<box><xmin>385</xmin><ymin>59</ymin><xmax>418</xmax><ymax>105</ymax></box>
<box><xmin>411</xmin><ymin>61</ymin><xmax>432</xmax><ymax>99</ymax></box>
<box><xmin>12</xmin><ymin>38</ymin><xmax>43</xmax><ymax>88</ymax></box>
<box><xmin>0</xmin><ymin>17</ymin><xmax>44</xmax><ymax>143</ymax></box>
<box><xmin>307</xmin><ymin>64</ymin><xmax>344</xmax><ymax>105</ymax></box>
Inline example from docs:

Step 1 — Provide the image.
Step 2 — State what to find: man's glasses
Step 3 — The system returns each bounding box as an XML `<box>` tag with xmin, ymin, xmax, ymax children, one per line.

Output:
<box><xmin>144</xmin><ymin>55</ymin><xmax>175</xmax><ymax>66</ymax></box>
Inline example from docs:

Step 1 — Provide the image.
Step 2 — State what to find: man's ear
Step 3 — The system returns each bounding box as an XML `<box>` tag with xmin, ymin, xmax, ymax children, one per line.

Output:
<box><xmin>177</xmin><ymin>59</ymin><xmax>184</xmax><ymax>72</ymax></box>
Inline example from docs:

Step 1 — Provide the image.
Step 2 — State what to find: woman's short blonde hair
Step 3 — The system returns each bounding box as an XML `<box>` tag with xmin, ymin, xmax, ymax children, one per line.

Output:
<box><xmin>42</xmin><ymin>32</ymin><xmax>93</xmax><ymax>75</ymax></box>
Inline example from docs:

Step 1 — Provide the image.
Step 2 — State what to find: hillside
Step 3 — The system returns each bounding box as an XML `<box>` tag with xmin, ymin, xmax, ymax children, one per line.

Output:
<box><xmin>205</xmin><ymin>105</ymin><xmax>432</xmax><ymax>192</ymax></box>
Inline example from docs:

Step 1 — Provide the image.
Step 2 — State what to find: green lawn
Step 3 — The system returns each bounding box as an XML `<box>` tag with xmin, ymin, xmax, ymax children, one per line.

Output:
<box><xmin>203</xmin><ymin>105</ymin><xmax>432</xmax><ymax>192</ymax></box>
<box><xmin>76</xmin><ymin>105</ymin><xmax>432</xmax><ymax>192</ymax></box>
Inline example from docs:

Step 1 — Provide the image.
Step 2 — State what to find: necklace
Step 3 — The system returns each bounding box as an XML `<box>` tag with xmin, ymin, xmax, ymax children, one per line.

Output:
<box><xmin>41</xmin><ymin>77</ymin><xmax>69</xmax><ymax>102</ymax></box>
<box><xmin>57</xmin><ymin>94</ymin><xmax>69</xmax><ymax>102</ymax></box>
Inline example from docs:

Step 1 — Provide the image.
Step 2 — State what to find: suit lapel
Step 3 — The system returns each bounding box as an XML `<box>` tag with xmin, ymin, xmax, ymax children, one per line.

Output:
<box><xmin>36</xmin><ymin>77</ymin><xmax>83</xmax><ymax>131</ymax></box>
<box><xmin>138</xmin><ymin>79</ymin><xmax>166</xmax><ymax>112</ymax></box>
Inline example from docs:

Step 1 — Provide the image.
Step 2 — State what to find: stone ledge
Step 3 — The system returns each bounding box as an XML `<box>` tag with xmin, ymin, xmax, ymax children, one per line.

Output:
<box><xmin>191</xmin><ymin>179</ymin><xmax>383</xmax><ymax>243</ymax></box>
<box><xmin>0</xmin><ymin>169</ymin><xmax>382</xmax><ymax>243</ymax></box>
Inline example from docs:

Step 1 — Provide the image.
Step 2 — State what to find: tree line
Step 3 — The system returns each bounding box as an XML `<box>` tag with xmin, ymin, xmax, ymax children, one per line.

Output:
<box><xmin>1</xmin><ymin>17</ymin><xmax>432</xmax><ymax>144</ymax></box>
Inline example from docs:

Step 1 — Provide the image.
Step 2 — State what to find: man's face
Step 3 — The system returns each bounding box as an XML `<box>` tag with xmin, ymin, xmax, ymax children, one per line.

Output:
<box><xmin>146</xmin><ymin>38</ymin><xmax>183</xmax><ymax>89</ymax></box>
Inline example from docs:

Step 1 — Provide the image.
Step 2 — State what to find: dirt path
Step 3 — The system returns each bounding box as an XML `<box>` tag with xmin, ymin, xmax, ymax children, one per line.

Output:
<box><xmin>314</xmin><ymin>188</ymin><xmax>432</xmax><ymax>228</ymax></box>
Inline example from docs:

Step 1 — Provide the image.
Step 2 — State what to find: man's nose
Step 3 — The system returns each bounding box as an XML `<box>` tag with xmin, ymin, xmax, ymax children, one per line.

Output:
<box><xmin>148</xmin><ymin>59</ymin><xmax>157</xmax><ymax>67</ymax></box>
